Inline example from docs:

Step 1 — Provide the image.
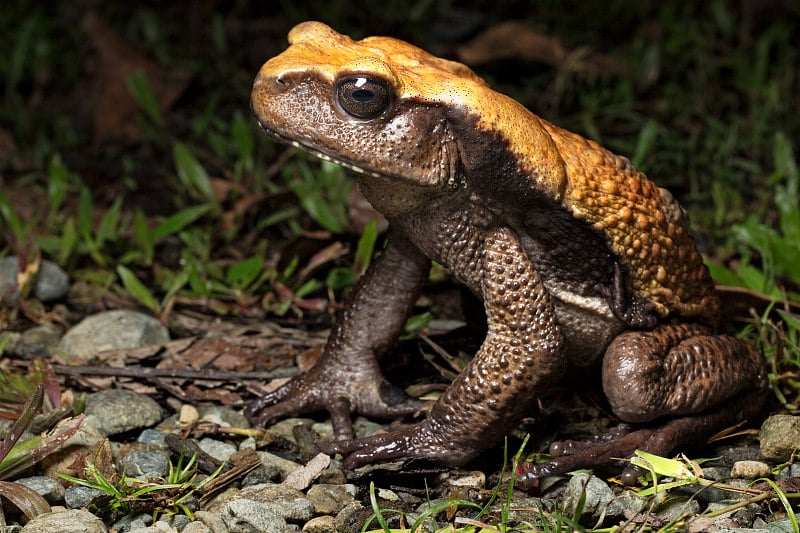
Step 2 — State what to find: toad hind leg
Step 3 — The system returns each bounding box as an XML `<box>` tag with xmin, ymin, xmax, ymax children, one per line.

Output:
<box><xmin>245</xmin><ymin>231</ymin><xmax>431</xmax><ymax>440</ymax></box>
<box><xmin>517</xmin><ymin>323</ymin><xmax>767</xmax><ymax>487</ymax></box>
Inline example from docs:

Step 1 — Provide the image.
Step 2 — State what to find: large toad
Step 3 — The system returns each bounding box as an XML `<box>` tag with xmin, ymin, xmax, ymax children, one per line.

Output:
<box><xmin>247</xmin><ymin>21</ymin><xmax>766</xmax><ymax>485</ymax></box>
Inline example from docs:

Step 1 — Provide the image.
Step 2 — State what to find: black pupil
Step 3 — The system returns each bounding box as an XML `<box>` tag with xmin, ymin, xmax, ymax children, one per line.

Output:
<box><xmin>352</xmin><ymin>88</ymin><xmax>374</xmax><ymax>102</ymax></box>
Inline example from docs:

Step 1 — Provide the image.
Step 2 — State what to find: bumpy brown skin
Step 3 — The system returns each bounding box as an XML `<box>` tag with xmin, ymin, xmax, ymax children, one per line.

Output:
<box><xmin>247</xmin><ymin>21</ymin><xmax>767</xmax><ymax>485</ymax></box>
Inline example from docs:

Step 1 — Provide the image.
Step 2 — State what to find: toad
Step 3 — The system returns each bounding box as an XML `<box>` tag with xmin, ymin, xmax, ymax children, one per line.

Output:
<box><xmin>247</xmin><ymin>21</ymin><xmax>766</xmax><ymax>485</ymax></box>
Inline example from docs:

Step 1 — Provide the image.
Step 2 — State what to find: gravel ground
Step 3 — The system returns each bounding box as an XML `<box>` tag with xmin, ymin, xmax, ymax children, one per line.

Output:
<box><xmin>1</xmin><ymin>259</ymin><xmax>798</xmax><ymax>532</ymax></box>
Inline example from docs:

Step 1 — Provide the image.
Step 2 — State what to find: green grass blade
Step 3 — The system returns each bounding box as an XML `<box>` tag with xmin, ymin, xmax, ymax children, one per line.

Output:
<box><xmin>46</xmin><ymin>154</ymin><xmax>70</xmax><ymax>221</ymax></box>
<box><xmin>173</xmin><ymin>143</ymin><xmax>218</xmax><ymax>207</ymax></box>
<box><xmin>95</xmin><ymin>196</ymin><xmax>123</xmax><ymax>247</ymax></box>
<box><xmin>117</xmin><ymin>265</ymin><xmax>159</xmax><ymax>313</ymax></box>
<box><xmin>153</xmin><ymin>204</ymin><xmax>214</xmax><ymax>241</ymax></box>
<box><xmin>0</xmin><ymin>190</ymin><xmax>28</xmax><ymax>244</ymax></box>
<box><xmin>133</xmin><ymin>209</ymin><xmax>155</xmax><ymax>265</ymax></box>
<box><xmin>126</xmin><ymin>71</ymin><xmax>164</xmax><ymax>127</ymax></box>
<box><xmin>354</xmin><ymin>219</ymin><xmax>379</xmax><ymax>277</ymax></box>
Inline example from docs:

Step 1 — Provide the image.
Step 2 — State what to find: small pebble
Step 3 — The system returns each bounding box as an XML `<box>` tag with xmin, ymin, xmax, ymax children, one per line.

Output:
<box><xmin>302</xmin><ymin>515</ymin><xmax>339</xmax><ymax>533</ymax></box>
<box><xmin>760</xmin><ymin>415</ymin><xmax>800</xmax><ymax>462</ymax></box>
<box><xmin>0</xmin><ymin>256</ymin><xmax>70</xmax><ymax>302</ymax></box>
<box><xmin>64</xmin><ymin>485</ymin><xmax>106</xmax><ymax>509</ymax></box>
<box><xmin>231</xmin><ymin>484</ymin><xmax>314</xmax><ymax>522</ymax></box>
<box><xmin>221</xmin><ymin>499</ymin><xmax>289</xmax><ymax>533</ymax></box>
<box><xmin>12</xmin><ymin>323</ymin><xmax>63</xmax><ymax>358</ymax></box>
<box><xmin>730</xmin><ymin>460</ymin><xmax>772</xmax><ymax>479</ymax></box>
<box><xmin>15</xmin><ymin>476</ymin><xmax>66</xmax><ymax>505</ymax></box>
<box><xmin>119</xmin><ymin>450</ymin><xmax>170</xmax><ymax>481</ymax></box>
<box><xmin>21</xmin><ymin>508</ymin><xmax>107</xmax><ymax>533</ymax></box>
<box><xmin>85</xmin><ymin>389</ymin><xmax>163</xmax><ymax>435</ymax></box>
<box><xmin>563</xmin><ymin>473</ymin><xmax>614</xmax><ymax>518</ymax></box>
<box><xmin>57</xmin><ymin>309</ymin><xmax>169</xmax><ymax>362</ymax></box>
<box><xmin>198</xmin><ymin>438</ymin><xmax>237</xmax><ymax>463</ymax></box>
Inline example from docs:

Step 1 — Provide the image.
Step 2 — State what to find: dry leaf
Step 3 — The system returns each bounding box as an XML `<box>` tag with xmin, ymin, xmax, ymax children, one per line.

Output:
<box><xmin>283</xmin><ymin>452</ymin><xmax>331</xmax><ymax>490</ymax></box>
<box><xmin>456</xmin><ymin>21</ymin><xmax>627</xmax><ymax>76</ymax></box>
<box><xmin>81</xmin><ymin>11</ymin><xmax>192</xmax><ymax>144</ymax></box>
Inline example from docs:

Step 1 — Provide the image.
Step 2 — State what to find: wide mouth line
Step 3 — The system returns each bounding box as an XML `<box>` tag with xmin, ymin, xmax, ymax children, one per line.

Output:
<box><xmin>255</xmin><ymin>120</ymin><xmax>385</xmax><ymax>179</ymax></box>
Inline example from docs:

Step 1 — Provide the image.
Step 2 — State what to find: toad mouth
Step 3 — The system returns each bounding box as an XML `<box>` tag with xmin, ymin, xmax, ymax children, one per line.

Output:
<box><xmin>256</xmin><ymin>120</ymin><xmax>384</xmax><ymax>179</ymax></box>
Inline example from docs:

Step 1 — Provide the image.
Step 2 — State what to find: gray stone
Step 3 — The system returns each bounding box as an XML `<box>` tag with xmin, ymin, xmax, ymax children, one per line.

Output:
<box><xmin>35</xmin><ymin>260</ymin><xmax>71</xmax><ymax>301</ymax></box>
<box><xmin>241</xmin><ymin>464</ymin><xmax>282</xmax><ymax>486</ymax></box>
<box><xmin>305</xmin><ymin>484</ymin><xmax>357</xmax><ymax>515</ymax></box>
<box><xmin>112</xmin><ymin>513</ymin><xmax>151</xmax><ymax>532</ymax></box>
<box><xmin>85</xmin><ymin>389</ymin><xmax>163</xmax><ymax>435</ymax></box>
<box><xmin>12</xmin><ymin>323</ymin><xmax>63</xmax><ymax>358</ymax></box>
<box><xmin>119</xmin><ymin>450</ymin><xmax>170</xmax><ymax>481</ymax></box>
<box><xmin>57</xmin><ymin>310</ymin><xmax>169</xmax><ymax>361</ymax></box>
<box><xmin>256</xmin><ymin>451</ymin><xmax>303</xmax><ymax>480</ymax></box>
<box><xmin>170</xmin><ymin>514</ymin><xmax>191</xmax><ymax>531</ymax></box>
<box><xmin>137</xmin><ymin>429</ymin><xmax>169</xmax><ymax>447</ymax></box>
<box><xmin>192</xmin><ymin>510</ymin><xmax>230</xmax><ymax>533</ymax></box>
<box><xmin>59</xmin><ymin>414</ymin><xmax>108</xmax><ymax>447</ymax></box>
<box><xmin>64</xmin><ymin>485</ymin><xmax>106</xmax><ymax>509</ymax></box>
<box><xmin>233</xmin><ymin>484</ymin><xmax>315</xmax><ymax>522</ymax></box>
<box><xmin>239</xmin><ymin>436</ymin><xmax>257</xmax><ymax>451</ymax></box>
<box><xmin>15</xmin><ymin>476</ymin><xmax>65</xmax><ymax>505</ymax></box>
<box><xmin>562</xmin><ymin>473</ymin><xmax>614</xmax><ymax>518</ymax></box>
<box><xmin>127</xmin><ymin>521</ymin><xmax>176</xmax><ymax>533</ymax></box>
<box><xmin>182</xmin><ymin>523</ymin><xmax>214</xmax><ymax>533</ymax></box>
<box><xmin>656</xmin><ymin>496</ymin><xmax>700</xmax><ymax>522</ymax></box>
<box><xmin>198</xmin><ymin>438</ymin><xmax>237</xmax><ymax>463</ymax></box>
<box><xmin>765</xmin><ymin>517</ymin><xmax>797</xmax><ymax>532</ymax></box>
<box><xmin>760</xmin><ymin>415</ymin><xmax>800</xmax><ymax>462</ymax></box>
<box><xmin>0</xmin><ymin>256</ymin><xmax>70</xmax><ymax>303</ymax></box>
<box><xmin>606</xmin><ymin>490</ymin><xmax>647</xmax><ymax>518</ymax></box>
<box><xmin>221</xmin><ymin>498</ymin><xmax>289</xmax><ymax>533</ymax></box>
<box><xmin>702</xmin><ymin>466</ymin><xmax>733</xmax><ymax>481</ymax></box>
<box><xmin>21</xmin><ymin>508</ymin><xmax>107</xmax><ymax>533</ymax></box>
<box><xmin>775</xmin><ymin>463</ymin><xmax>800</xmax><ymax>480</ymax></box>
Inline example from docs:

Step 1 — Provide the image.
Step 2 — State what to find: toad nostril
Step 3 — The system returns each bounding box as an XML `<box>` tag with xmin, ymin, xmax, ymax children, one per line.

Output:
<box><xmin>268</xmin><ymin>74</ymin><xmax>291</xmax><ymax>94</ymax></box>
<box><xmin>253</xmin><ymin>72</ymin><xmax>293</xmax><ymax>96</ymax></box>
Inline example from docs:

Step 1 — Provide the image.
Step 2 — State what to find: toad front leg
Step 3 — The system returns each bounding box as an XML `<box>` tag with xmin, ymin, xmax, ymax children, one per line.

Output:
<box><xmin>324</xmin><ymin>227</ymin><xmax>566</xmax><ymax>468</ymax></box>
<box><xmin>246</xmin><ymin>230</ymin><xmax>431</xmax><ymax>440</ymax></box>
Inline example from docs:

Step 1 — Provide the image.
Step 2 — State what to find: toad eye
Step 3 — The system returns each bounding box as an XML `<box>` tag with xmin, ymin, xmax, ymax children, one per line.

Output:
<box><xmin>335</xmin><ymin>76</ymin><xmax>392</xmax><ymax>119</ymax></box>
